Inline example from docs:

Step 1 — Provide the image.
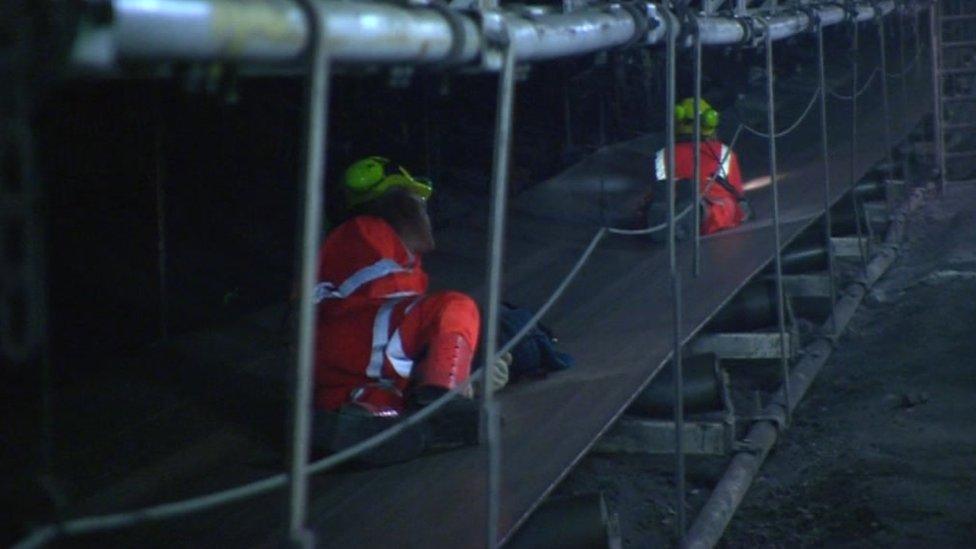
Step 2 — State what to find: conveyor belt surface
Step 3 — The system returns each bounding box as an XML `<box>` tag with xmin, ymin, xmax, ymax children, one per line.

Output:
<box><xmin>302</xmin><ymin>67</ymin><xmax>932</xmax><ymax>547</ymax></box>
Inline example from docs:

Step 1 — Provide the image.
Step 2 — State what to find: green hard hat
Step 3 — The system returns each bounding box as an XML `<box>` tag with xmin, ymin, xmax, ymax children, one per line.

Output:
<box><xmin>675</xmin><ymin>97</ymin><xmax>720</xmax><ymax>135</ymax></box>
<box><xmin>344</xmin><ymin>156</ymin><xmax>433</xmax><ymax>208</ymax></box>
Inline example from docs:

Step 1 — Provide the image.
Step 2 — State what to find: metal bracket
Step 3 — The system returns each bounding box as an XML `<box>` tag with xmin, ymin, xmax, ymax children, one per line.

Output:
<box><xmin>795</xmin><ymin>4</ymin><xmax>821</xmax><ymax>33</ymax></box>
<box><xmin>607</xmin><ymin>2</ymin><xmax>652</xmax><ymax>50</ymax></box>
<box><xmin>479</xmin><ymin>8</ymin><xmax>510</xmax><ymax>72</ymax></box>
<box><xmin>732</xmin><ymin>14</ymin><xmax>762</xmax><ymax>48</ymax></box>
<box><xmin>412</xmin><ymin>0</ymin><xmax>471</xmax><ymax>69</ymax></box>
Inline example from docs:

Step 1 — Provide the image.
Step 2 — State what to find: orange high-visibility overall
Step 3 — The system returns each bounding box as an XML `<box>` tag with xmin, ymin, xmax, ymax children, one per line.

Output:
<box><xmin>655</xmin><ymin>140</ymin><xmax>746</xmax><ymax>235</ymax></box>
<box><xmin>314</xmin><ymin>215</ymin><xmax>480</xmax><ymax>413</ymax></box>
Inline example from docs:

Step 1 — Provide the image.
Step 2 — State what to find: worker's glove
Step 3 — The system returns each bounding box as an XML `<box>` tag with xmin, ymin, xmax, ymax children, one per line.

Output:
<box><xmin>474</xmin><ymin>351</ymin><xmax>511</xmax><ymax>397</ymax></box>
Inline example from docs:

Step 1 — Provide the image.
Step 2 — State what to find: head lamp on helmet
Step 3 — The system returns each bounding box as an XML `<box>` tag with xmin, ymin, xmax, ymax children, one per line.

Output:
<box><xmin>344</xmin><ymin>156</ymin><xmax>433</xmax><ymax>208</ymax></box>
<box><xmin>675</xmin><ymin>97</ymin><xmax>720</xmax><ymax>136</ymax></box>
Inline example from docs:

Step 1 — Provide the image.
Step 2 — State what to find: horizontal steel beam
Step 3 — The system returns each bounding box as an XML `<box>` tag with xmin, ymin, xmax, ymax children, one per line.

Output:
<box><xmin>690</xmin><ymin>332</ymin><xmax>795</xmax><ymax>361</ymax></box>
<box><xmin>71</xmin><ymin>0</ymin><xmax>903</xmax><ymax>71</ymax></box>
<box><xmin>942</xmin><ymin>40</ymin><xmax>976</xmax><ymax>49</ymax></box>
<box><xmin>776</xmin><ymin>274</ymin><xmax>833</xmax><ymax>298</ymax></box>
<box><xmin>831</xmin><ymin>236</ymin><xmax>871</xmax><ymax>259</ymax></box>
<box><xmin>594</xmin><ymin>416</ymin><xmax>732</xmax><ymax>456</ymax></box>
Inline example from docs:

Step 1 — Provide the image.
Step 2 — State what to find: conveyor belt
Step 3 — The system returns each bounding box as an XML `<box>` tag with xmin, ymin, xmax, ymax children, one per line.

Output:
<box><xmin>300</xmin><ymin>65</ymin><xmax>933</xmax><ymax>547</ymax></box>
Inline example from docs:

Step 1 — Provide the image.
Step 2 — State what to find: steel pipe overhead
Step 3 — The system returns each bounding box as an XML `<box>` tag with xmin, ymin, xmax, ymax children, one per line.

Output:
<box><xmin>72</xmin><ymin>0</ymin><xmax>911</xmax><ymax>70</ymax></box>
<box><xmin>693</xmin><ymin>2</ymin><xmax>896</xmax><ymax>46</ymax></box>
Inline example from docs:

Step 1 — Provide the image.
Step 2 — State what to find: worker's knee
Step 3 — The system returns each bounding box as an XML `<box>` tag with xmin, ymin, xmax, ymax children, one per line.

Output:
<box><xmin>424</xmin><ymin>291</ymin><xmax>480</xmax><ymax>344</ymax></box>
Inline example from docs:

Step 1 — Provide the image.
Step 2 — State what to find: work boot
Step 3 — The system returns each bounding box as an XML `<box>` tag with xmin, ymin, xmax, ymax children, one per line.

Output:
<box><xmin>319</xmin><ymin>402</ymin><xmax>429</xmax><ymax>466</ymax></box>
<box><xmin>407</xmin><ymin>386</ymin><xmax>480</xmax><ymax>449</ymax></box>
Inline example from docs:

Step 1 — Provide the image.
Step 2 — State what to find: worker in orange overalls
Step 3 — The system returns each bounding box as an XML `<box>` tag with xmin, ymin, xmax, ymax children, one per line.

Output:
<box><xmin>646</xmin><ymin>97</ymin><xmax>751</xmax><ymax>239</ymax></box>
<box><xmin>312</xmin><ymin>157</ymin><xmax>485</xmax><ymax>462</ymax></box>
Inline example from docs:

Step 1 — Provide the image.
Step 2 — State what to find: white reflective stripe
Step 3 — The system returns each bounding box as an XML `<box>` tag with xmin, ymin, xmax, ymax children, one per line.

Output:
<box><xmin>655</xmin><ymin>148</ymin><xmax>667</xmax><ymax>181</ymax></box>
<box><xmin>386</xmin><ymin>329</ymin><xmax>414</xmax><ymax>378</ymax></box>
<box><xmin>317</xmin><ymin>258</ymin><xmax>410</xmax><ymax>302</ymax></box>
<box><xmin>718</xmin><ymin>145</ymin><xmax>732</xmax><ymax>179</ymax></box>
<box><xmin>385</xmin><ymin>296</ymin><xmax>422</xmax><ymax>378</ymax></box>
<box><xmin>365</xmin><ymin>297</ymin><xmax>407</xmax><ymax>379</ymax></box>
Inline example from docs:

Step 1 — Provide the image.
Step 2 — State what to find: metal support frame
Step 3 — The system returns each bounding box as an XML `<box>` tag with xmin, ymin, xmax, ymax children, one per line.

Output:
<box><xmin>663</xmin><ymin>7</ymin><xmax>686</xmax><ymax>541</ymax></box>
<box><xmin>690</xmin><ymin>331</ymin><xmax>797</xmax><ymax>361</ymax></box>
<box><xmin>847</xmin><ymin>6</ymin><xmax>872</xmax><ymax>269</ymax></box>
<box><xmin>287</xmin><ymin>1</ymin><xmax>331</xmax><ymax>545</ymax></box>
<box><xmin>897</xmin><ymin>2</ymin><xmax>911</xmax><ymax>130</ymax></box>
<box><xmin>930</xmin><ymin>0</ymin><xmax>946</xmax><ymax>193</ymax></box>
<box><xmin>595</xmin><ymin>416</ymin><xmax>732</xmax><ymax>456</ymax></box>
<box><xmin>876</xmin><ymin>6</ymin><xmax>895</xmax><ymax>212</ymax></box>
<box><xmin>816</xmin><ymin>17</ymin><xmax>840</xmax><ymax>335</ymax></box>
<box><xmin>482</xmin><ymin>9</ymin><xmax>517</xmax><ymax>548</ymax></box>
<box><xmin>692</xmin><ymin>14</ymin><xmax>703</xmax><ymax>277</ymax></box>
<box><xmin>759</xmin><ymin>17</ymin><xmax>792</xmax><ymax>425</ymax></box>
<box><xmin>153</xmin><ymin>102</ymin><xmax>168</xmax><ymax>340</ymax></box>
<box><xmin>777</xmin><ymin>273</ymin><xmax>834</xmax><ymax>298</ymax></box>
<box><xmin>831</xmin><ymin>235</ymin><xmax>872</xmax><ymax>258</ymax></box>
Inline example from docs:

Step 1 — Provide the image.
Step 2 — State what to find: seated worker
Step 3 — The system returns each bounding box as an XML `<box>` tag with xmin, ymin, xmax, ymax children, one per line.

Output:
<box><xmin>645</xmin><ymin>97</ymin><xmax>751</xmax><ymax>240</ymax></box>
<box><xmin>312</xmin><ymin>157</ymin><xmax>491</xmax><ymax>462</ymax></box>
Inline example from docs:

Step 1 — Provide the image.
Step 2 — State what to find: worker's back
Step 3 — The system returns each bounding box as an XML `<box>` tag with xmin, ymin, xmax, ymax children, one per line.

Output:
<box><xmin>654</xmin><ymin>139</ymin><xmax>747</xmax><ymax>235</ymax></box>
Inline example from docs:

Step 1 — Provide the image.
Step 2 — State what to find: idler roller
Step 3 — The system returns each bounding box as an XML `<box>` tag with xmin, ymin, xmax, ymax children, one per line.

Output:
<box><xmin>508</xmin><ymin>493</ymin><xmax>619</xmax><ymax>549</ymax></box>
<box><xmin>629</xmin><ymin>354</ymin><xmax>723</xmax><ymax>417</ymax></box>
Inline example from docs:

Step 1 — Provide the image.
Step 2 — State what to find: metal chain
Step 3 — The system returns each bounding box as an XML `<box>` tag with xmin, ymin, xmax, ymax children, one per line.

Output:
<box><xmin>828</xmin><ymin>67</ymin><xmax>880</xmax><ymax>100</ymax></box>
<box><xmin>741</xmin><ymin>86</ymin><xmax>823</xmax><ymax>138</ymax></box>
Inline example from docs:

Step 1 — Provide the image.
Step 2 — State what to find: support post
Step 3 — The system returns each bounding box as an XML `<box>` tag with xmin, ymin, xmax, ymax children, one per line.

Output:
<box><xmin>288</xmin><ymin>1</ymin><xmax>331</xmax><ymax>545</ymax></box>
<box><xmin>816</xmin><ymin>18</ymin><xmax>840</xmax><ymax>336</ymax></box>
<box><xmin>153</xmin><ymin>102</ymin><xmax>168</xmax><ymax>341</ymax></box>
<box><xmin>897</xmin><ymin>2</ymin><xmax>910</xmax><ymax>135</ymax></box>
<box><xmin>663</xmin><ymin>7</ymin><xmax>686</xmax><ymax>541</ymax></box>
<box><xmin>929</xmin><ymin>0</ymin><xmax>946</xmax><ymax>193</ymax></box>
<box><xmin>847</xmin><ymin>6</ymin><xmax>871</xmax><ymax>268</ymax></box>
<box><xmin>482</xmin><ymin>11</ymin><xmax>517</xmax><ymax>548</ymax></box>
<box><xmin>876</xmin><ymin>6</ymin><xmax>895</xmax><ymax>212</ymax></box>
<box><xmin>760</xmin><ymin>17</ymin><xmax>792</xmax><ymax>425</ymax></box>
<box><xmin>692</xmin><ymin>14</ymin><xmax>703</xmax><ymax>277</ymax></box>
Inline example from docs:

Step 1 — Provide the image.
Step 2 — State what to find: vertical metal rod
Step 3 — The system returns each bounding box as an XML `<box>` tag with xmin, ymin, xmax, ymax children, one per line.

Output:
<box><xmin>848</xmin><ymin>15</ymin><xmax>870</xmax><ymax>270</ymax></box>
<box><xmin>288</xmin><ymin>2</ymin><xmax>330</xmax><ymax>545</ymax></box>
<box><xmin>664</xmin><ymin>9</ymin><xmax>686</xmax><ymax>541</ymax></box>
<box><xmin>816</xmin><ymin>22</ymin><xmax>840</xmax><ymax>337</ymax></box>
<box><xmin>913</xmin><ymin>5</ymin><xmax>922</xmax><ymax>83</ymax></box>
<box><xmin>692</xmin><ymin>16</ymin><xmax>703</xmax><ymax>278</ymax></box>
<box><xmin>563</xmin><ymin>80</ymin><xmax>573</xmax><ymax>153</ymax></box>
<box><xmin>897</xmin><ymin>3</ymin><xmax>910</xmax><ymax>135</ymax></box>
<box><xmin>484</xmin><ymin>28</ymin><xmax>517</xmax><ymax>549</ymax></box>
<box><xmin>762</xmin><ymin>19</ymin><xmax>792</xmax><ymax>426</ymax></box>
<box><xmin>929</xmin><ymin>1</ymin><xmax>946</xmax><ymax>193</ymax></box>
<box><xmin>154</xmin><ymin>103</ymin><xmax>168</xmax><ymax>341</ymax></box>
<box><xmin>877</xmin><ymin>10</ymin><xmax>894</xmax><ymax>211</ymax></box>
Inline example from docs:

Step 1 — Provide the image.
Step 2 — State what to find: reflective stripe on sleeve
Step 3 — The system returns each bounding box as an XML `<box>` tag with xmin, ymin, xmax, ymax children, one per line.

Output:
<box><xmin>655</xmin><ymin>149</ymin><xmax>667</xmax><ymax>181</ymax></box>
<box><xmin>718</xmin><ymin>144</ymin><xmax>732</xmax><ymax>179</ymax></box>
